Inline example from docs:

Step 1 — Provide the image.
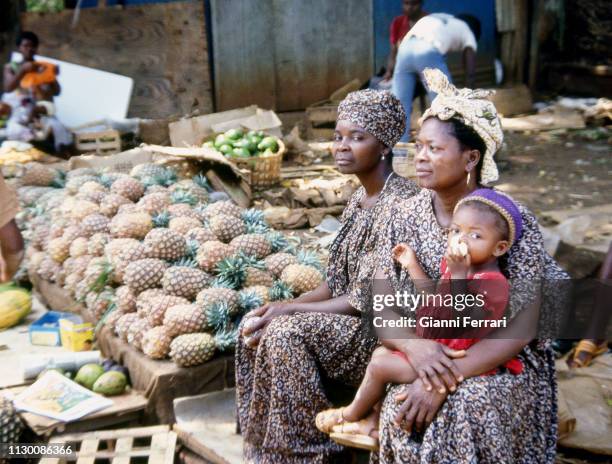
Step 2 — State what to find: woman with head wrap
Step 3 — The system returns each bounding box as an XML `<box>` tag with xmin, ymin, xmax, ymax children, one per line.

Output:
<box><xmin>236</xmin><ymin>90</ymin><xmax>419</xmax><ymax>463</ymax></box>
<box><xmin>349</xmin><ymin>69</ymin><xmax>567</xmax><ymax>463</ymax></box>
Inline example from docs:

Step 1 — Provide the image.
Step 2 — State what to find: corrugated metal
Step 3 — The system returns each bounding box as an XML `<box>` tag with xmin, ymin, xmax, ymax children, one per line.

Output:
<box><xmin>373</xmin><ymin>0</ymin><xmax>497</xmax><ymax>86</ymax></box>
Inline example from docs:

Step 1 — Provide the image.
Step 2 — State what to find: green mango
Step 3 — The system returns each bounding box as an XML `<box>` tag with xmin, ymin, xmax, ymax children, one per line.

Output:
<box><xmin>247</xmin><ymin>130</ymin><xmax>265</xmax><ymax>138</ymax></box>
<box><xmin>92</xmin><ymin>371</ymin><xmax>128</xmax><ymax>396</ymax></box>
<box><xmin>202</xmin><ymin>141</ymin><xmax>215</xmax><ymax>148</ymax></box>
<box><xmin>214</xmin><ymin>134</ymin><xmax>229</xmax><ymax>149</ymax></box>
<box><xmin>218</xmin><ymin>144</ymin><xmax>234</xmax><ymax>155</ymax></box>
<box><xmin>75</xmin><ymin>364</ymin><xmax>105</xmax><ymax>390</ymax></box>
<box><xmin>232</xmin><ymin>147</ymin><xmax>251</xmax><ymax>158</ymax></box>
<box><xmin>257</xmin><ymin>136</ymin><xmax>279</xmax><ymax>153</ymax></box>
<box><xmin>225</xmin><ymin>128</ymin><xmax>244</xmax><ymax>140</ymax></box>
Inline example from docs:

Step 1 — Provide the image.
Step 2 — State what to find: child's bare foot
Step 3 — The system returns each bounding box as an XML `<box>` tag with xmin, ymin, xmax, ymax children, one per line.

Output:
<box><xmin>315</xmin><ymin>408</ymin><xmax>345</xmax><ymax>434</ymax></box>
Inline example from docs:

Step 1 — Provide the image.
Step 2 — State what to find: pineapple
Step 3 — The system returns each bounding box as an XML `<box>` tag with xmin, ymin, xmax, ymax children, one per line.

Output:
<box><xmin>166</xmin><ymin>203</ymin><xmax>196</xmax><ymax>218</ymax></box>
<box><xmin>81</xmin><ymin>213</ymin><xmax>110</xmax><ymax>238</ymax></box>
<box><xmin>230</xmin><ymin>234</ymin><xmax>272</xmax><ymax>259</ymax></box>
<box><xmin>196</xmin><ymin>241</ymin><xmax>234</xmax><ymax>272</ymax></box>
<box><xmin>209</xmin><ymin>214</ymin><xmax>246</xmax><ymax>242</ymax></box>
<box><xmin>269</xmin><ymin>280</ymin><xmax>294</xmax><ymax>302</ymax></box>
<box><xmin>115</xmin><ymin>286</ymin><xmax>137</xmax><ymax>313</ymax></box>
<box><xmin>135</xmin><ymin>288</ymin><xmax>167</xmax><ymax>316</ymax></box>
<box><xmin>214</xmin><ymin>326</ymin><xmax>239</xmax><ymax>353</ymax></box>
<box><xmin>143</xmin><ymin>228</ymin><xmax>186</xmax><ymax>261</ymax></box>
<box><xmin>145</xmin><ymin>185</ymin><xmax>169</xmax><ymax>195</ymax></box>
<box><xmin>21</xmin><ymin>163</ymin><xmax>58</xmax><ymax>186</ymax></box>
<box><xmin>88</xmin><ymin>233</ymin><xmax>110</xmax><ymax>257</ymax></box>
<box><xmin>244</xmin><ymin>267</ymin><xmax>274</xmax><ymax>287</ymax></box>
<box><xmin>79</xmin><ymin>180</ymin><xmax>106</xmax><ymax>195</ymax></box>
<box><xmin>163</xmin><ymin>304</ymin><xmax>206</xmax><ymax>336</ymax></box>
<box><xmin>64</xmin><ymin>272</ymin><xmax>81</xmax><ymax>294</ymax></box>
<box><xmin>146</xmin><ymin>295</ymin><xmax>190</xmax><ymax>326</ymax></box>
<box><xmin>65</xmin><ymin>167</ymin><xmax>97</xmax><ymax>179</ymax></box>
<box><xmin>69</xmin><ymin>200</ymin><xmax>100</xmax><ymax>221</ymax></box>
<box><xmin>117</xmin><ymin>203</ymin><xmax>143</xmax><ymax>215</ymax></box>
<box><xmin>47</xmin><ymin>237</ymin><xmax>71</xmax><ymax>263</ymax></box>
<box><xmin>62</xmin><ymin>225</ymin><xmax>85</xmax><ymax>242</ymax></box>
<box><xmin>0</xmin><ymin>397</ymin><xmax>23</xmax><ymax>448</ymax></box>
<box><xmin>66</xmin><ymin>175</ymin><xmax>98</xmax><ymax>194</ymax></box>
<box><xmin>142</xmin><ymin>169</ymin><xmax>177</xmax><ymax>189</ymax></box>
<box><xmin>86</xmin><ymin>287</ymin><xmax>115</xmax><ymax>320</ymax></box>
<box><xmin>281</xmin><ymin>264</ymin><xmax>323</xmax><ymax>295</ymax></box>
<box><xmin>141</xmin><ymin>326</ymin><xmax>173</xmax><ymax>359</ymax></box>
<box><xmin>69</xmin><ymin>237</ymin><xmax>89</xmax><ymax>258</ymax></box>
<box><xmin>170</xmin><ymin>333</ymin><xmax>216</xmax><ymax>367</ymax></box>
<box><xmin>114</xmin><ymin>313</ymin><xmax>140</xmax><ymax>341</ymax></box>
<box><xmin>152</xmin><ymin>211</ymin><xmax>171</xmax><ymax>228</ymax></box>
<box><xmin>264</xmin><ymin>252</ymin><xmax>298</xmax><ymax>277</ymax></box>
<box><xmin>83</xmin><ymin>258</ymin><xmax>114</xmax><ymax>294</ymax></box>
<box><xmin>105</xmin><ymin>238</ymin><xmax>140</xmax><ymax>262</ymax></box>
<box><xmin>131</xmin><ymin>163</ymin><xmax>168</xmax><ymax>179</ymax></box>
<box><xmin>138</xmin><ymin>192</ymin><xmax>171</xmax><ymax>215</ymax></box>
<box><xmin>104</xmin><ymin>309</ymin><xmax>124</xmax><ymax>333</ymax></box>
<box><xmin>196</xmin><ymin>287</ymin><xmax>239</xmax><ymax>316</ymax></box>
<box><xmin>112</xmin><ymin>242</ymin><xmax>150</xmax><ymax>284</ymax></box>
<box><xmin>169</xmin><ymin>217</ymin><xmax>202</xmax><ymax>235</ymax></box>
<box><xmin>204</xmin><ymin>200</ymin><xmax>243</xmax><ymax>219</ymax></box>
<box><xmin>100</xmin><ymin>193</ymin><xmax>132</xmax><ymax>217</ymax></box>
<box><xmin>110</xmin><ymin>177</ymin><xmax>145</xmax><ymax>201</ymax></box>
<box><xmin>124</xmin><ymin>259</ymin><xmax>167</xmax><ymax>294</ymax></box>
<box><xmin>109</xmin><ymin>212</ymin><xmax>153</xmax><ymax>239</ymax></box>
<box><xmin>170</xmin><ymin>189</ymin><xmax>198</xmax><ymax>207</ymax></box>
<box><xmin>242</xmin><ymin>209</ymin><xmax>270</xmax><ymax>234</ymax></box>
<box><xmin>185</xmin><ymin>227</ymin><xmax>216</xmax><ymax>244</ymax></box>
<box><xmin>76</xmin><ymin>190</ymin><xmax>106</xmax><ymax>205</ymax></box>
<box><xmin>127</xmin><ymin>318</ymin><xmax>151</xmax><ymax>350</ymax></box>
<box><xmin>162</xmin><ymin>264</ymin><xmax>211</xmax><ymax>300</ymax></box>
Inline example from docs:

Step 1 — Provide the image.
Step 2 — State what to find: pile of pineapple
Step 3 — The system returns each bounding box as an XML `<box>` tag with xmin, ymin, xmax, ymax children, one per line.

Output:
<box><xmin>16</xmin><ymin>162</ymin><xmax>325</xmax><ymax>368</ymax></box>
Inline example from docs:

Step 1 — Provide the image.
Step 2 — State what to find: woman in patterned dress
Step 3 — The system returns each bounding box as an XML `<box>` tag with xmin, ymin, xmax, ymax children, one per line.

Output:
<box><xmin>356</xmin><ymin>69</ymin><xmax>567</xmax><ymax>463</ymax></box>
<box><xmin>236</xmin><ymin>90</ymin><xmax>420</xmax><ymax>463</ymax></box>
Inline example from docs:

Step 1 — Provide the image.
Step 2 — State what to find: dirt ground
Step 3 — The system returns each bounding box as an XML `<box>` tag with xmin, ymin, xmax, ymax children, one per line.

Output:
<box><xmin>495</xmin><ymin>129</ymin><xmax>611</xmax><ymax>215</ymax></box>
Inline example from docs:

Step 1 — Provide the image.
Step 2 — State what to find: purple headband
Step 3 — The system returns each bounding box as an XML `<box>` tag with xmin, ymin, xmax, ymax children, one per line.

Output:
<box><xmin>455</xmin><ymin>188</ymin><xmax>523</xmax><ymax>245</ymax></box>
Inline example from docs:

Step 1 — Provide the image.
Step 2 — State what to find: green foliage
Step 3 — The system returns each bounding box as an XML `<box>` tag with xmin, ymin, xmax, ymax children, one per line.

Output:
<box><xmin>296</xmin><ymin>250</ymin><xmax>323</xmax><ymax>271</ymax></box>
<box><xmin>238</xmin><ymin>289</ymin><xmax>264</xmax><ymax>312</ymax></box>
<box><xmin>214</xmin><ymin>325</ymin><xmax>239</xmax><ymax>352</ymax></box>
<box><xmin>269</xmin><ymin>280</ymin><xmax>294</xmax><ymax>301</ymax></box>
<box><xmin>170</xmin><ymin>189</ymin><xmax>197</xmax><ymax>206</ymax></box>
<box><xmin>152</xmin><ymin>211</ymin><xmax>170</xmax><ymax>228</ymax></box>
<box><xmin>205</xmin><ymin>301</ymin><xmax>231</xmax><ymax>332</ymax></box>
<box><xmin>192</xmin><ymin>173</ymin><xmax>213</xmax><ymax>192</ymax></box>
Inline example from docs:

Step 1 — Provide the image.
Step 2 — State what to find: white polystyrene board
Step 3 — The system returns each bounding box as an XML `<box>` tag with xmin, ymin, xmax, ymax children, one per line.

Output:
<box><xmin>10</xmin><ymin>52</ymin><xmax>133</xmax><ymax>129</ymax></box>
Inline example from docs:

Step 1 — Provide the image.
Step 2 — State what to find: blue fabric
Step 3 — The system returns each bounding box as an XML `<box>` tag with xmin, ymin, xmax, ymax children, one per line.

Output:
<box><xmin>392</xmin><ymin>37</ymin><xmax>452</xmax><ymax>142</ymax></box>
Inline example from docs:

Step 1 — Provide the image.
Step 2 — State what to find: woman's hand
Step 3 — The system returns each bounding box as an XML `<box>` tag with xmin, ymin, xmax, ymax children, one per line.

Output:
<box><xmin>240</xmin><ymin>302</ymin><xmax>297</xmax><ymax>345</ymax></box>
<box><xmin>393</xmin><ymin>379</ymin><xmax>448</xmax><ymax>433</ymax></box>
<box><xmin>398</xmin><ymin>339</ymin><xmax>465</xmax><ymax>393</ymax></box>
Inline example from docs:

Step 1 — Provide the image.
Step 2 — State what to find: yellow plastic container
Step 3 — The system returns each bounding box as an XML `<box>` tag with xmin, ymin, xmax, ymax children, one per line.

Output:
<box><xmin>59</xmin><ymin>318</ymin><xmax>94</xmax><ymax>352</ymax></box>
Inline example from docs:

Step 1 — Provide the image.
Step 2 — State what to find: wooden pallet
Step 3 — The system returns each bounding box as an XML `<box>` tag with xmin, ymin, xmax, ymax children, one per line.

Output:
<box><xmin>40</xmin><ymin>425</ymin><xmax>177</xmax><ymax>464</ymax></box>
<box><xmin>305</xmin><ymin>100</ymin><xmax>338</xmax><ymax>140</ymax></box>
<box><xmin>74</xmin><ymin>129</ymin><xmax>122</xmax><ymax>156</ymax></box>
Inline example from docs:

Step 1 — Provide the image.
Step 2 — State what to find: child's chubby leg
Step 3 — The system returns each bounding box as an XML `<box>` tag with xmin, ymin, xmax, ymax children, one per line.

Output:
<box><xmin>342</xmin><ymin>345</ymin><xmax>417</xmax><ymax>422</ymax></box>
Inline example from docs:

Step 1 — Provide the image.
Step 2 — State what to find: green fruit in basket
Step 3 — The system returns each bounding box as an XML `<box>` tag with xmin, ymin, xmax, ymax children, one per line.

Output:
<box><xmin>261</xmin><ymin>148</ymin><xmax>276</xmax><ymax>157</ymax></box>
<box><xmin>92</xmin><ymin>371</ymin><xmax>128</xmax><ymax>396</ymax></box>
<box><xmin>218</xmin><ymin>144</ymin><xmax>234</xmax><ymax>156</ymax></box>
<box><xmin>225</xmin><ymin>128</ymin><xmax>244</xmax><ymax>140</ymax></box>
<box><xmin>75</xmin><ymin>363</ymin><xmax>105</xmax><ymax>390</ymax></box>
<box><xmin>232</xmin><ymin>147</ymin><xmax>251</xmax><ymax>158</ymax></box>
<box><xmin>248</xmin><ymin>130</ymin><xmax>265</xmax><ymax>138</ymax></box>
<box><xmin>203</xmin><ymin>141</ymin><xmax>215</xmax><ymax>148</ymax></box>
<box><xmin>214</xmin><ymin>134</ymin><xmax>229</xmax><ymax>148</ymax></box>
<box><xmin>257</xmin><ymin>137</ymin><xmax>279</xmax><ymax>153</ymax></box>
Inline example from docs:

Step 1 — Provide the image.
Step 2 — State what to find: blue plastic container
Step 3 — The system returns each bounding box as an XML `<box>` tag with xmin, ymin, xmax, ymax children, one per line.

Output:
<box><xmin>29</xmin><ymin>311</ymin><xmax>80</xmax><ymax>346</ymax></box>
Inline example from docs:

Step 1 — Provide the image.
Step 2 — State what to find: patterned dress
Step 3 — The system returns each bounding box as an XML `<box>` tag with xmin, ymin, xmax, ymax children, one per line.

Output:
<box><xmin>371</xmin><ymin>188</ymin><xmax>568</xmax><ymax>464</ymax></box>
<box><xmin>235</xmin><ymin>174</ymin><xmax>419</xmax><ymax>463</ymax></box>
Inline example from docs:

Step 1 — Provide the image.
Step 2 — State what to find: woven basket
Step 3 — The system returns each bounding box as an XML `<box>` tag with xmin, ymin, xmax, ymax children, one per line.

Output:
<box><xmin>227</xmin><ymin>139</ymin><xmax>285</xmax><ymax>189</ymax></box>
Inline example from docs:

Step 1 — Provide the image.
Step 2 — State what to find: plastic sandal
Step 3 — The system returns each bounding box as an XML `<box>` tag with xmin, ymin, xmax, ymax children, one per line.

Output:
<box><xmin>567</xmin><ymin>340</ymin><xmax>608</xmax><ymax>368</ymax></box>
<box><xmin>330</xmin><ymin>420</ymin><xmax>380</xmax><ymax>451</ymax></box>
<box><xmin>315</xmin><ymin>408</ymin><xmax>345</xmax><ymax>434</ymax></box>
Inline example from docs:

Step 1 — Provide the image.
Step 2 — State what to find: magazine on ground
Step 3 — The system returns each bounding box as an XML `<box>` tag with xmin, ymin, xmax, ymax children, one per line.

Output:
<box><xmin>12</xmin><ymin>370</ymin><xmax>113</xmax><ymax>422</ymax></box>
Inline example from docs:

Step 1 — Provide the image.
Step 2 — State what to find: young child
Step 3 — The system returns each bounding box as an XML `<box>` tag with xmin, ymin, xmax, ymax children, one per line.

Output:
<box><xmin>315</xmin><ymin>189</ymin><xmax>524</xmax><ymax>450</ymax></box>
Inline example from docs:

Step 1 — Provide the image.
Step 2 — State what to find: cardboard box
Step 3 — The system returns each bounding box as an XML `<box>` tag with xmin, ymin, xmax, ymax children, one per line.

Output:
<box><xmin>169</xmin><ymin>106</ymin><xmax>282</xmax><ymax>147</ymax></box>
<box><xmin>29</xmin><ymin>311</ymin><xmax>75</xmax><ymax>346</ymax></box>
<box><xmin>59</xmin><ymin>317</ymin><xmax>94</xmax><ymax>352</ymax></box>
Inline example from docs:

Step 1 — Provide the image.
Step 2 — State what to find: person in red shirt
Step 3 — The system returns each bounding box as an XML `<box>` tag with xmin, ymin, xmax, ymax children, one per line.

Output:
<box><xmin>382</xmin><ymin>0</ymin><xmax>427</xmax><ymax>83</ymax></box>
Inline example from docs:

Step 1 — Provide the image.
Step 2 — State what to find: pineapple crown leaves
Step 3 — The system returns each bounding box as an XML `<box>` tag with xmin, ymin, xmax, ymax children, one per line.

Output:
<box><xmin>97</xmin><ymin>173</ymin><xmax>116</xmax><ymax>189</ymax></box>
<box><xmin>210</xmin><ymin>276</ymin><xmax>236</xmax><ymax>289</ymax></box>
<box><xmin>205</xmin><ymin>301</ymin><xmax>231</xmax><ymax>332</ymax></box>
<box><xmin>171</xmin><ymin>256</ymin><xmax>198</xmax><ymax>268</ymax></box>
<box><xmin>296</xmin><ymin>250</ymin><xmax>323</xmax><ymax>272</ymax></box>
<box><xmin>185</xmin><ymin>239</ymin><xmax>200</xmax><ymax>258</ymax></box>
<box><xmin>238</xmin><ymin>289</ymin><xmax>264</xmax><ymax>312</ymax></box>
<box><xmin>170</xmin><ymin>189</ymin><xmax>197</xmax><ymax>206</ymax></box>
<box><xmin>142</xmin><ymin>169</ymin><xmax>178</xmax><ymax>188</ymax></box>
<box><xmin>152</xmin><ymin>211</ymin><xmax>171</xmax><ymax>228</ymax></box>
<box><xmin>266</xmin><ymin>231</ymin><xmax>291</xmax><ymax>253</ymax></box>
<box><xmin>85</xmin><ymin>260</ymin><xmax>115</xmax><ymax>297</ymax></box>
<box><xmin>214</xmin><ymin>256</ymin><xmax>247</xmax><ymax>290</ymax></box>
<box><xmin>235</xmin><ymin>251</ymin><xmax>266</xmax><ymax>270</ymax></box>
<box><xmin>50</xmin><ymin>170</ymin><xmax>66</xmax><ymax>189</ymax></box>
<box><xmin>214</xmin><ymin>325</ymin><xmax>239</xmax><ymax>352</ymax></box>
<box><xmin>192</xmin><ymin>173</ymin><xmax>213</xmax><ymax>192</ymax></box>
<box><xmin>269</xmin><ymin>280</ymin><xmax>294</xmax><ymax>302</ymax></box>
<box><xmin>242</xmin><ymin>209</ymin><xmax>266</xmax><ymax>226</ymax></box>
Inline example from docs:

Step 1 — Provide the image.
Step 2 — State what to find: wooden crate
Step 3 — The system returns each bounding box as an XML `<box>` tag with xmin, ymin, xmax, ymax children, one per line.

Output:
<box><xmin>40</xmin><ymin>425</ymin><xmax>177</xmax><ymax>464</ymax></box>
<box><xmin>305</xmin><ymin>100</ymin><xmax>338</xmax><ymax>140</ymax></box>
<box><xmin>74</xmin><ymin>129</ymin><xmax>121</xmax><ymax>156</ymax></box>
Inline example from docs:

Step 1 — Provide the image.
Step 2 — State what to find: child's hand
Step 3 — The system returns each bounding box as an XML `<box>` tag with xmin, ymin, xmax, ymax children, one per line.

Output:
<box><xmin>393</xmin><ymin>243</ymin><xmax>417</xmax><ymax>269</ymax></box>
<box><xmin>445</xmin><ymin>240</ymin><xmax>470</xmax><ymax>278</ymax></box>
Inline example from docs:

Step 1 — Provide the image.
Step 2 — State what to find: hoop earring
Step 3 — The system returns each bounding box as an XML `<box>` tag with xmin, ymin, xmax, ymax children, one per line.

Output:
<box><xmin>466</xmin><ymin>171</ymin><xmax>471</xmax><ymax>186</ymax></box>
